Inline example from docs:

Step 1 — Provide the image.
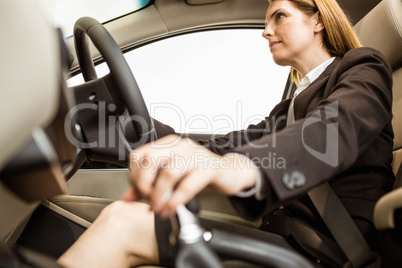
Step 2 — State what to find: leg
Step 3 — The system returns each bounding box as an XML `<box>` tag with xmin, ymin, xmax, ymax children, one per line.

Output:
<box><xmin>57</xmin><ymin>201</ymin><xmax>159</xmax><ymax>268</ymax></box>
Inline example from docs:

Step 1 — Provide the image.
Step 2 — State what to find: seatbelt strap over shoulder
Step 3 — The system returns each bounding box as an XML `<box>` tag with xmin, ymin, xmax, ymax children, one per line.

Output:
<box><xmin>286</xmin><ymin>89</ymin><xmax>378</xmax><ymax>267</ymax></box>
<box><xmin>308</xmin><ymin>183</ymin><xmax>378</xmax><ymax>268</ymax></box>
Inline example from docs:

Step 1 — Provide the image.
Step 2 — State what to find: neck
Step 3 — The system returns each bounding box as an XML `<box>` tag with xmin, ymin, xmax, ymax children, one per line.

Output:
<box><xmin>294</xmin><ymin>47</ymin><xmax>332</xmax><ymax>77</ymax></box>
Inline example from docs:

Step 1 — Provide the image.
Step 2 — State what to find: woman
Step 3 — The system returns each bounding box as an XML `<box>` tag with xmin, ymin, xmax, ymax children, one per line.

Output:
<box><xmin>58</xmin><ymin>0</ymin><xmax>394</xmax><ymax>267</ymax></box>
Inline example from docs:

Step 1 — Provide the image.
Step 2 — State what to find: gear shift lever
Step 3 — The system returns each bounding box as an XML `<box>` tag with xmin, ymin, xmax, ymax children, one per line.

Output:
<box><xmin>173</xmin><ymin>200</ymin><xmax>222</xmax><ymax>268</ymax></box>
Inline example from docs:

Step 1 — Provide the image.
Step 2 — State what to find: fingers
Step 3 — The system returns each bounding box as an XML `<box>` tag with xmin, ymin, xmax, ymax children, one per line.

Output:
<box><xmin>128</xmin><ymin>135</ymin><xmax>183</xmax><ymax>198</ymax></box>
<box><xmin>128</xmin><ymin>135</ymin><xmax>189</xmax><ymax>198</ymax></box>
<box><xmin>129</xmin><ymin>151</ymin><xmax>157</xmax><ymax>197</ymax></box>
<box><xmin>155</xmin><ymin>169</ymin><xmax>212</xmax><ymax>218</ymax></box>
<box><xmin>127</xmin><ymin>135</ymin><xmax>221</xmax><ymax>217</ymax></box>
<box><xmin>121</xmin><ymin>188</ymin><xmax>141</xmax><ymax>202</ymax></box>
<box><xmin>130</xmin><ymin>156</ymin><xmax>206</xmax><ymax>218</ymax></box>
<box><xmin>150</xmin><ymin>166</ymin><xmax>185</xmax><ymax>212</ymax></box>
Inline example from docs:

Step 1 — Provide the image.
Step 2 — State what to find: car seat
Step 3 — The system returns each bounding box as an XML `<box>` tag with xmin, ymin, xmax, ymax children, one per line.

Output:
<box><xmin>353</xmin><ymin>0</ymin><xmax>402</xmax><ymax>266</ymax></box>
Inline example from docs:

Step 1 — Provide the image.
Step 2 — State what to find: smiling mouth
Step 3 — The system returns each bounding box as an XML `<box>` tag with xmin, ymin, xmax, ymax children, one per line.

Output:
<box><xmin>270</xmin><ymin>41</ymin><xmax>281</xmax><ymax>49</ymax></box>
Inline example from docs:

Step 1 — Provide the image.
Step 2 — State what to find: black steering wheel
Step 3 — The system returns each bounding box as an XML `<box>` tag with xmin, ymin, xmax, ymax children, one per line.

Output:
<box><xmin>71</xmin><ymin>17</ymin><xmax>157</xmax><ymax>166</ymax></box>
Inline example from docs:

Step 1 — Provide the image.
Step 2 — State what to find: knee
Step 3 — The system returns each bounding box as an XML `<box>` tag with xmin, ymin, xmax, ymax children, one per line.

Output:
<box><xmin>100</xmin><ymin>200</ymin><xmax>133</xmax><ymax>218</ymax></box>
<box><xmin>93</xmin><ymin>201</ymin><xmax>158</xmax><ymax>265</ymax></box>
<box><xmin>97</xmin><ymin>200</ymin><xmax>153</xmax><ymax>229</ymax></box>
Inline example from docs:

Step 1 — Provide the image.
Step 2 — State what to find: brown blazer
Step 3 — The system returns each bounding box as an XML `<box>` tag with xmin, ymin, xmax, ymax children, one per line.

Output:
<box><xmin>154</xmin><ymin>47</ymin><xmax>395</xmax><ymax>239</ymax></box>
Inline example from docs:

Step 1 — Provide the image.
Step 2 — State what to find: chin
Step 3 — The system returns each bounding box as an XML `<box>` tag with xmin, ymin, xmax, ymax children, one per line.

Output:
<box><xmin>272</xmin><ymin>56</ymin><xmax>289</xmax><ymax>67</ymax></box>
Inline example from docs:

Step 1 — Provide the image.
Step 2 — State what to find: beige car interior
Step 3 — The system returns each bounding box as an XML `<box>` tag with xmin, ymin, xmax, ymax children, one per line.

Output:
<box><xmin>0</xmin><ymin>0</ymin><xmax>401</xmax><ymax>266</ymax></box>
<box><xmin>55</xmin><ymin>0</ymin><xmax>402</xmax><ymax>231</ymax></box>
<box><xmin>365</xmin><ymin>0</ymin><xmax>402</xmax><ymax>230</ymax></box>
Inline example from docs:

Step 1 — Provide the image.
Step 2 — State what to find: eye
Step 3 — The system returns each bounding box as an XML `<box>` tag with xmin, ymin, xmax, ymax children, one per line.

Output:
<box><xmin>276</xmin><ymin>12</ymin><xmax>285</xmax><ymax>21</ymax></box>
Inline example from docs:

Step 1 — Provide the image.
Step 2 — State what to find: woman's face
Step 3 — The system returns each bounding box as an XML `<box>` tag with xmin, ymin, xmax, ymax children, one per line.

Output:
<box><xmin>263</xmin><ymin>0</ymin><xmax>324</xmax><ymax>71</ymax></box>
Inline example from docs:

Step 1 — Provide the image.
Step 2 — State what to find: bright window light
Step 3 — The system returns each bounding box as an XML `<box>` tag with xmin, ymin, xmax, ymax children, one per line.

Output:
<box><xmin>68</xmin><ymin>29</ymin><xmax>290</xmax><ymax>134</ymax></box>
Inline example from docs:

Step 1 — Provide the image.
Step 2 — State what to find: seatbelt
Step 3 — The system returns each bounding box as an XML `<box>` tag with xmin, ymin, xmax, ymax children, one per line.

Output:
<box><xmin>286</xmin><ymin>99</ymin><xmax>378</xmax><ymax>267</ymax></box>
<box><xmin>308</xmin><ymin>183</ymin><xmax>378</xmax><ymax>268</ymax></box>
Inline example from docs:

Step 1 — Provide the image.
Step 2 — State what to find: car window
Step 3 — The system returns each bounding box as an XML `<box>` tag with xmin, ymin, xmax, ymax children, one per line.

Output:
<box><xmin>68</xmin><ymin>29</ymin><xmax>290</xmax><ymax>134</ymax></box>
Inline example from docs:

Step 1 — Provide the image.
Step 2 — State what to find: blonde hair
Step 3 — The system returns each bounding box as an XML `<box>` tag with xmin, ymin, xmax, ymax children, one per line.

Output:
<box><xmin>268</xmin><ymin>0</ymin><xmax>362</xmax><ymax>85</ymax></box>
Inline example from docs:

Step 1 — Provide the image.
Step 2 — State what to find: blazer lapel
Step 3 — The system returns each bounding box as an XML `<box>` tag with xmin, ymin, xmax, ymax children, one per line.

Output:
<box><xmin>269</xmin><ymin>98</ymin><xmax>292</xmax><ymax>117</ymax></box>
<box><xmin>293</xmin><ymin>57</ymin><xmax>341</xmax><ymax>120</ymax></box>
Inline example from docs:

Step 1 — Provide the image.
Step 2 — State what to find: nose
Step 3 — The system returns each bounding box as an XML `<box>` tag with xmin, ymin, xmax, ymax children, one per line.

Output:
<box><xmin>262</xmin><ymin>23</ymin><xmax>273</xmax><ymax>39</ymax></box>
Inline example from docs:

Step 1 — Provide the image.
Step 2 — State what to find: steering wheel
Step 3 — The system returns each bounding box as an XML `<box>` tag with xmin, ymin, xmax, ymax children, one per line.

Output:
<box><xmin>72</xmin><ymin>17</ymin><xmax>157</xmax><ymax>165</ymax></box>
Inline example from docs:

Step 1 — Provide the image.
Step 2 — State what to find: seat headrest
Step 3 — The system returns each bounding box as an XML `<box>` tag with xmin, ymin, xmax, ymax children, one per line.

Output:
<box><xmin>354</xmin><ymin>0</ymin><xmax>402</xmax><ymax>69</ymax></box>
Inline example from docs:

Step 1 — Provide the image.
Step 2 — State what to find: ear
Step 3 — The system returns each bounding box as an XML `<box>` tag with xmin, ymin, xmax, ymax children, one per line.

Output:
<box><xmin>312</xmin><ymin>11</ymin><xmax>325</xmax><ymax>33</ymax></box>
